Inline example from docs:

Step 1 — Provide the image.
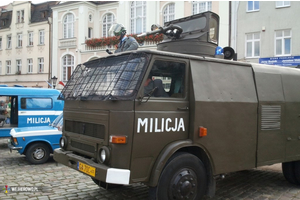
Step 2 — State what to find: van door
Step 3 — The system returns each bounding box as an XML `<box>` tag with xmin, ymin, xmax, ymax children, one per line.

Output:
<box><xmin>131</xmin><ymin>57</ymin><xmax>189</xmax><ymax>182</ymax></box>
<box><xmin>10</xmin><ymin>96</ymin><xmax>18</xmax><ymax>125</ymax></box>
<box><xmin>18</xmin><ymin>97</ymin><xmax>57</xmax><ymax>127</ymax></box>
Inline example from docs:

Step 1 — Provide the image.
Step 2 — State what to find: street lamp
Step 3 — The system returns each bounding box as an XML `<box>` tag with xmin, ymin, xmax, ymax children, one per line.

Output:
<box><xmin>51</xmin><ymin>76</ymin><xmax>58</xmax><ymax>89</ymax></box>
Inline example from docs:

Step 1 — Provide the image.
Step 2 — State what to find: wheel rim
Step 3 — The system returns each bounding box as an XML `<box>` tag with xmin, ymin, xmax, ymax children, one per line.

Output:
<box><xmin>169</xmin><ymin>168</ymin><xmax>198</xmax><ymax>199</ymax></box>
<box><xmin>32</xmin><ymin>148</ymin><xmax>45</xmax><ymax>160</ymax></box>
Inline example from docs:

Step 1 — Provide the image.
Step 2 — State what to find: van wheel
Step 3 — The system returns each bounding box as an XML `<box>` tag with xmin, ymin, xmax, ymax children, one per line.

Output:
<box><xmin>91</xmin><ymin>178</ymin><xmax>122</xmax><ymax>189</ymax></box>
<box><xmin>26</xmin><ymin>143</ymin><xmax>50</xmax><ymax>164</ymax></box>
<box><xmin>150</xmin><ymin>153</ymin><xmax>207</xmax><ymax>200</ymax></box>
<box><xmin>282</xmin><ymin>162</ymin><xmax>298</xmax><ymax>184</ymax></box>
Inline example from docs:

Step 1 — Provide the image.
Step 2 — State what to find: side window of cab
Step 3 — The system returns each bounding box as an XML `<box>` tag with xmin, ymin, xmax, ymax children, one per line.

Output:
<box><xmin>143</xmin><ymin>60</ymin><xmax>186</xmax><ymax>98</ymax></box>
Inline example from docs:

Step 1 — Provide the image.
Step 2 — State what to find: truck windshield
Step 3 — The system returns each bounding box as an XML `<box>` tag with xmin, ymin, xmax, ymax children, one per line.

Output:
<box><xmin>59</xmin><ymin>53</ymin><xmax>150</xmax><ymax>101</ymax></box>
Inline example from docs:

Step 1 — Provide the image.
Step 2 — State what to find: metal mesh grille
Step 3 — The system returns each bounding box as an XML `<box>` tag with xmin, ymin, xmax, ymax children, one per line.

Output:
<box><xmin>71</xmin><ymin>141</ymin><xmax>95</xmax><ymax>153</ymax></box>
<box><xmin>261</xmin><ymin>105</ymin><xmax>281</xmax><ymax>130</ymax></box>
<box><xmin>59</xmin><ymin>53</ymin><xmax>150</xmax><ymax>101</ymax></box>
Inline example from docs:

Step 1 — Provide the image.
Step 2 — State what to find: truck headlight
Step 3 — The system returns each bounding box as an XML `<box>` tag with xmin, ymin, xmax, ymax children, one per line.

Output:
<box><xmin>97</xmin><ymin>146</ymin><xmax>110</xmax><ymax>164</ymax></box>
<box><xmin>60</xmin><ymin>136</ymin><xmax>68</xmax><ymax>149</ymax></box>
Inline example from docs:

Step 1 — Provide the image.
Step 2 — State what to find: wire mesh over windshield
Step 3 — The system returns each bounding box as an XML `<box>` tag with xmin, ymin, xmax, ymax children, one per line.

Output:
<box><xmin>59</xmin><ymin>53</ymin><xmax>150</xmax><ymax>101</ymax></box>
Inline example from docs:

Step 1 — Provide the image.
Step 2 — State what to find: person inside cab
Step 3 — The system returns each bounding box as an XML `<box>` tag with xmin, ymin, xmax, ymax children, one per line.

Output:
<box><xmin>144</xmin><ymin>74</ymin><xmax>169</xmax><ymax>97</ymax></box>
<box><xmin>106</xmin><ymin>24</ymin><xmax>139</xmax><ymax>54</ymax></box>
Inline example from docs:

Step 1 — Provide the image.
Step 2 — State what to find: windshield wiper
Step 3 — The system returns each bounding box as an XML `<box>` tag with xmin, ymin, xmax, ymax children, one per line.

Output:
<box><xmin>140</xmin><ymin>87</ymin><xmax>157</xmax><ymax>103</ymax></box>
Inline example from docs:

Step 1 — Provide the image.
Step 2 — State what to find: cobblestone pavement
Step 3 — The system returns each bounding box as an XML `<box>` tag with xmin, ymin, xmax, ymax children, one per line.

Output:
<box><xmin>1</xmin><ymin>138</ymin><xmax>300</xmax><ymax>200</ymax></box>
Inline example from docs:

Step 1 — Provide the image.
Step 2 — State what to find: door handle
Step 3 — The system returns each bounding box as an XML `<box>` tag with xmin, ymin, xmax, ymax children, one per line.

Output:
<box><xmin>177</xmin><ymin>106</ymin><xmax>189</xmax><ymax>111</ymax></box>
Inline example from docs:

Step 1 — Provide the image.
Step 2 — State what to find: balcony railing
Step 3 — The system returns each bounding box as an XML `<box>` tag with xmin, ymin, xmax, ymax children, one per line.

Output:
<box><xmin>59</xmin><ymin>38</ymin><xmax>77</xmax><ymax>48</ymax></box>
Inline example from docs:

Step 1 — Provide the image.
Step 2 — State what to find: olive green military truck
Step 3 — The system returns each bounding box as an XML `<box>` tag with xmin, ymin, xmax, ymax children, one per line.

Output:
<box><xmin>54</xmin><ymin>12</ymin><xmax>300</xmax><ymax>199</ymax></box>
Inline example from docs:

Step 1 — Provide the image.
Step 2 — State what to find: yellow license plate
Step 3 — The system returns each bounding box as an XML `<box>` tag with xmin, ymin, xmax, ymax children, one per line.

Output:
<box><xmin>77</xmin><ymin>162</ymin><xmax>96</xmax><ymax>177</ymax></box>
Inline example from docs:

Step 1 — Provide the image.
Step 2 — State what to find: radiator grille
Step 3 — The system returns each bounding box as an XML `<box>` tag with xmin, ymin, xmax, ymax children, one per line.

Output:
<box><xmin>71</xmin><ymin>141</ymin><xmax>95</xmax><ymax>153</ymax></box>
<box><xmin>261</xmin><ymin>105</ymin><xmax>281</xmax><ymax>131</ymax></box>
<box><xmin>65</xmin><ymin>120</ymin><xmax>105</xmax><ymax>139</ymax></box>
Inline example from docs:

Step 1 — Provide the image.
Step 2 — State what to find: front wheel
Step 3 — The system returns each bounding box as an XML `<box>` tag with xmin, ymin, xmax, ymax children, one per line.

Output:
<box><xmin>150</xmin><ymin>153</ymin><xmax>207</xmax><ymax>200</ymax></box>
<box><xmin>26</xmin><ymin>143</ymin><xmax>50</xmax><ymax>164</ymax></box>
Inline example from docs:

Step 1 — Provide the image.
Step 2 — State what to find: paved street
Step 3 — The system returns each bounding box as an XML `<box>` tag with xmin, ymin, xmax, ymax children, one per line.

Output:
<box><xmin>1</xmin><ymin>138</ymin><xmax>300</xmax><ymax>200</ymax></box>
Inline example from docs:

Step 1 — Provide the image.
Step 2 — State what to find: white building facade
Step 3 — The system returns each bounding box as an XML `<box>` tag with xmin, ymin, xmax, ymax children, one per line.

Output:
<box><xmin>235</xmin><ymin>1</ymin><xmax>300</xmax><ymax>67</ymax></box>
<box><xmin>0</xmin><ymin>1</ymin><xmax>59</xmax><ymax>87</ymax></box>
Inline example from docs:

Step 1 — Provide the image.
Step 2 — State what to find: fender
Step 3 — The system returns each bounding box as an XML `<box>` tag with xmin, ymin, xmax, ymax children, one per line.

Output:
<box><xmin>22</xmin><ymin>138</ymin><xmax>57</xmax><ymax>154</ymax></box>
<box><xmin>148</xmin><ymin>139</ymin><xmax>216</xmax><ymax>196</ymax></box>
<box><xmin>148</xmin><ymin>139</ymin><xmax>207</xmax><ymax>185</ymax></box>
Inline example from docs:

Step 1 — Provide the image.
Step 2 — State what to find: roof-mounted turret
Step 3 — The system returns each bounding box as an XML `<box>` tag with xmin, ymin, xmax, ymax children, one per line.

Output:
<box><xmin>138</xmin><ymin>11</ymin><xmax>234</xmax><ymax>58</ymax></box>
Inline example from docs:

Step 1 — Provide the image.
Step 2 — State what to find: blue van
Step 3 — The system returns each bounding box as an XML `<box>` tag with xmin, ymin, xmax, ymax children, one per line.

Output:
<box><xmin>0</xmin><ymin>86</ymin><xmax>64</xmax><ymax>137</ymax></box>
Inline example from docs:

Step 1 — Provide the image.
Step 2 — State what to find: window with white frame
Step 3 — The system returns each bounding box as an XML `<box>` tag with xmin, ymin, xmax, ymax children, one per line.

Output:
<box><xmin>16</xmin><ymin>60</ymin><xmax>22</xmax><ymax>74</ymax></box>
<box><xmin>28</xmin><ymin>32</ymin><xmax>33</xmax><ymax>46</ymax></box>
<box><xmin>193</xmin><ymin>1</ymin><xmax>212</xmax><ymax>14</ymax></box>
<box><xmin>7</xmin><ymin>35</ymin><xmax>11</xmax><ymax>49</ymax></box>
<box><xmin>130</xmin><ymin>1</ymin><xmax>146</xmax><ymax>34</ymax></box>
<box><xmin>38</xmin><ymin>58</ymin><xmax>44</xmax><ymax>73</ymax></box>
<box><xmin>17</xmin><ymin>33</ymin><xmax>22</xmax><ymax>47</ymax></box>
<box><xmin>6</xmin><ymin>60</ymin><xmax>11</xmax><ymax>74</ymax></box>
<box><xmin>17</xmin><ymin>10</ymin><xmax>24</xmax><ymax>23</ymax></box>
<box><xmin>39</xmin><ymin>30</ymin><xmax>44</xmax><ymax>45</ymax></box>
<box><xmin>102</xmin><ymin>13</ymin><xmax>115</xmax><ymax>37</ymax></box>
<box><xmin>246</xmin><ymin>32</ymin><xmax>260</xmax><ymax>58</ymax></box>
<box><xmin>247</xmin><ymin>1</ymin><xmax>259</xmax><ymax>12</ymax></box>
<box><xmin>62</xmin><ymin>55</ymin><xmax>74</xmax><ymax>81</ymax></box>
<box><xmin>276</xmin><ymin>1</ymin><xmax>290</xmax><ymax>8</ymax></box>
<box><xmin>88</xmin><ymin>27</ymin><xmax>93</xmax><ymax>38</ymax></box>
<box><xmin>163</xmin><ymin>3</ymin><xmax>175</xmax><ymax>23</ymax></box>
<box><xmin>28</xmin><ymin>59</ymin><xmax>33</xmax><ymax>73</ymax></box>
<box><xmin>275</xmin><ymin>29</ymin><xmax>291</xmax><ymax>56</ymax></box>
<box><xmin>0</xmin><ymin>37</ymin><xmax>2</xmax><ymax>50</ymax></box>
<box><xmin>63</xmin><ymin>13</ymin><xmax>74</xmax><ymax>38</ymax></box>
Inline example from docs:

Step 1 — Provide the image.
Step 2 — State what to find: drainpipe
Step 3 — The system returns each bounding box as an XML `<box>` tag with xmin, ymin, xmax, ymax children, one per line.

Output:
<box><xmin>48</xmin><ymin>16</ymin><xmax>52</xmax><ymax>88</ymax></box>
<box><xmin>229</xmin><ymin>1</ymin><xmax>232</xmax><ymax>47</ymax></box>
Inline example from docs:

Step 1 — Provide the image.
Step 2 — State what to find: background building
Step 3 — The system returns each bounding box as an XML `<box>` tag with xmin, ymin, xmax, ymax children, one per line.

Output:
<box><xmin>0</xmin><ymin>1</ymin><xmax>59</xmax><ymax>87</ymax></box>
<box><xmin>235</xmin><ymin>1</ymin><xmax>300</xmax><ymax>67</ymax></box>
<box><xmin>0</xmin><ymin>1</ymin><xmax>233</xmax><ymax>88</ymax></box>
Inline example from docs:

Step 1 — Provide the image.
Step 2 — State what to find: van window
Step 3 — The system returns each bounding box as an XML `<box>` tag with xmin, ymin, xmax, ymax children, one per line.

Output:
<box><xmin>21</xmin><ymin>98</ymin><xmax>53</xmax><ymax>109</ymax></box>
<box><xmin>144</xmin><ymin>60</ymin><xmax>185</xmax><ymax>98</ymax></box>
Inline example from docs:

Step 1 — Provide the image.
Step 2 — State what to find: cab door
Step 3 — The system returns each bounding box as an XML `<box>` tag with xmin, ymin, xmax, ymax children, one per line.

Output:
<box><xmin>131</xmin><ymin>56</ymin><xmax>190</xmax><ymax>182</ymax></box>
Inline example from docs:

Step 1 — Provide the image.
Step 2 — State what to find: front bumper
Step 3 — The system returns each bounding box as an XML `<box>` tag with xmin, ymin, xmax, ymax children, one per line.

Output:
<box><xmin>53</xmin><ymin>148</ymin><xmax>130</xmax><ymax>185</ymax></box>
<box><xmin>7</xmin><ymin>139</ymin><xmax>23</xmax><ymax>152</ymax></box>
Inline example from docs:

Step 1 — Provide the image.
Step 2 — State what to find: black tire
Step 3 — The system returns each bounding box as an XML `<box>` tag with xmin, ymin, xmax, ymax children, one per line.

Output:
<box><xmin>293</xmin><ymin>161</ymin><xmax>300</xmax><ymax>184</ymax></box>
<box><xmin>91</xmin><ymin>177</ymin><xmax>122</xmax><ymax>189</ymax></box>
<box><xmin>26</xmin><ymin>143</ymin><xmax>50</xmax><ymax>164</ymax></box>
<box><xmin>282</xmin><ymin>162</ymin><xmax>298</xmax><ymax>184</ymax></box>
<box><xmin>150</xmin><ymin>153</ymin><xmax>207</xmax><ymax>200</ymax></box>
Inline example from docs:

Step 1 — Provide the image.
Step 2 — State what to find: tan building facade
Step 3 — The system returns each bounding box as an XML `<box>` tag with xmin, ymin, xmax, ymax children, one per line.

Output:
<box><xmin>51</xmin><ymin>1</ymin><xmax>230</xmax><ymax>90</ymax></box>
<box><xmin>0</xmin><ymin>1</ymin><xmax>59</xmax><ymax>88</ymax></box>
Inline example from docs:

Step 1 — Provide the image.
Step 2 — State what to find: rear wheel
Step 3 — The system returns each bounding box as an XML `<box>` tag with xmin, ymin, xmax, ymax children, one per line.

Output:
<box><xmin>150</xmin><ymin>153</ymin><xmax>207</xmax><ymax>200</ymax></box>
<box><xmin>293</xmin><ymin>161</ymin><xmax>300</xmax><ymax>184</ymax></box>
<box><xmin>282</xmin><ymin>162</ymin><xmax>298</xmax><ymax>184</ymax></box>
<box><xmin>26</xmin><ymin>143</ymin><xmax>50</xmax><ymax>164</ymax></box>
